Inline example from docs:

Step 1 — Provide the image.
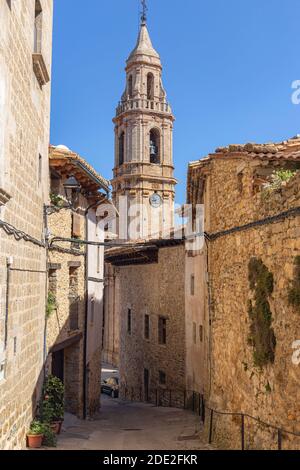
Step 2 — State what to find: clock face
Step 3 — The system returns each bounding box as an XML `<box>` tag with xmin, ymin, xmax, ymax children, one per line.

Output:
<box><xmin>149</xmin><ymin>193</ymin><xmax>162</xmax><ymax>208</ymax></box>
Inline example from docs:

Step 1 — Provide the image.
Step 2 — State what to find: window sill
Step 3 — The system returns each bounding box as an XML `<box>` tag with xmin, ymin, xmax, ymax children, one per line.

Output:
<box><xmin>32</xmin><ymin>53</ymin><xmax>50</xmax><ymax>87</ymax></box>
<box><xmin>0</xmin><ymin>188</ymin><xmax>11</xmax><ymax>207</ymax></box>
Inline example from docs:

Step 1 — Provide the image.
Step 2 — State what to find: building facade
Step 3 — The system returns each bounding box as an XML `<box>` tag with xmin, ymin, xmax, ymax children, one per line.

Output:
<box><xmin>47</xmin><ymin>145</ymin><xmax>110</xmax><ymax>418</ymax></box>
<box><xmin>105</xmin><ymin>240</ymin><xmax>186</xmax><ymax>403</ymax></box>
<box><xmin>187</xmin><ymin>136</ymin><xmax>300</xmax><ymax>449</ymax></box>
<box><xmin>0</xmin><ymin>0</ymin><xmax>53</xmax><ymax>449</ymax></box>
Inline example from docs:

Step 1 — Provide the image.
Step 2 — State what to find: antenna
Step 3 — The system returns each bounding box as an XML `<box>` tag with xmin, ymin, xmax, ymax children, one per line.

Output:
<box><xmin>141</xmin><ymin>0</ymin><xmax>148</xmax><ymax>25</ymax></box>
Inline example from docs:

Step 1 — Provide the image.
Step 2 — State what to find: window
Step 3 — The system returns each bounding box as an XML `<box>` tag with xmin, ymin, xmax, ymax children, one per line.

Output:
<box><xmin>144</xmin><ymin>314</ymin><xmax>150</xmax><ymax>340</ymax></box>
<box><xmin>0</xmin><ymin>360</ymin><xmax>6</xmax><ymax>381</ymax></box>
<box><xmin>199</xmin><ymin>325</ymin><xmax>203</xmax><ymax>343</ymax></box>
<box><xmin>6</xmin><ymin>0</ymin><xmax>11</xmax><ymax>10</ymax></box>
<box><xmin>147</xmin><ymin>73</ymin><xmax>154</xmax><ymax>100</ymax></box>
<box><xmin>149</xmin><ymin>129</ymin><xmax>160</xmax><ymax>164</ymax></box>
<box><xmin>158</xmin><ymin>316</ymin><xmax>167</xmax><ymax>345</ymax></box>
<box><xmin>34</xmin><ymin>0</ymin><xmax>43</xmax><ymax>54</ymax></box>
<box><xmin>191</xmin><ymin>275</ymin><xmax>195</xmax><ymax>296</ymax></box>
<box><xmin>90</xmin><ymin>298</ymin><xmax>95</xmax><ymax>324</ymax></box>
<box><xmin>69</xmin><ymin>267</ymin><xmax>79</xmax><ymax>330</ymax></box>
<box><xmin>128</xmin><ymin>75</ymin><xmax>133</xmax><ymax>98</ymax></box>
<box><xmin>127</xmin><ymin>309</ymin><xmax>132</xmax><ymax>335</ymax></box>
<box><xmin>159</xmin><ymin>371</ymin><xmax>166</xmax><ymax>386</ymax></box>
<box><xmin>119</xmin><ymin>132</ymin><xmax>125</xmax><ymax>166</ymax></box>
<box><xmin>193</xmin><ymin>322</ymin><xmax>197</xmax><ymax>344</ymax></box>
<box><xmin>38</xmin><ymin>154</ymin><xmax>42</xmax><ymax>184</ymax></box>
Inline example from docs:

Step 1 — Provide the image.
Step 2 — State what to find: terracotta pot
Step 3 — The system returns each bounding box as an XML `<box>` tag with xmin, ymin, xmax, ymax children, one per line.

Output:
<box><xmin>27</xmin><ymin>434</ymin><xmax>44</xmax><ymax>449</ymax></box>
<box><xmin>50</xmin><ymin>422</ymin><xmax>60</xmax><ymax>434</ymax></box>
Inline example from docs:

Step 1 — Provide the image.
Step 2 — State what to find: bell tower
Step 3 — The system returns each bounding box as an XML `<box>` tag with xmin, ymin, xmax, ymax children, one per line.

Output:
<box><xmin>112</xmin><ymin>6</ymin><xmax>176</xmax><ymax>240</ymax></box>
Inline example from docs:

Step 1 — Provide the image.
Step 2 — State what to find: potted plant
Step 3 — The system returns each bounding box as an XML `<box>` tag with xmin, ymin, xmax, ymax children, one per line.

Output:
<box><xmin>40</xmin><ymin>375</ymin><xmax>65</xmax><ymax>434</ymax></box>
<box><xmin>27</xmin><ymin>420</ymin><xmax>45</xmax><ymax>449</ymax></box>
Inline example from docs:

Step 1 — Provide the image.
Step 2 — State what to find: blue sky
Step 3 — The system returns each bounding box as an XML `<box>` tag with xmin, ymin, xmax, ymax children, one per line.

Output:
<box><xmin>50</xmin><ymin>0</ymin><xmax>300</xmax><ymax>203</ymax></box>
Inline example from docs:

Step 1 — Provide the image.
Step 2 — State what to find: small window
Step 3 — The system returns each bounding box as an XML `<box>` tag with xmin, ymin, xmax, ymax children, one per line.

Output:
<box><xmin>90</xmin><ymin>298</ymin><xmax>95</xmax><ymax>324</ymax></box>
<box><xmin>34</xmin><ymin>0</ymin><xmax>43</xmax><ymax>54</ymax></box>
<box><xmin>119</xmin><ymin>132</ymin><xmax>125</xmax><ymax>166</ymax></box>
<box><xmin>128</xmin><ymin>75</ymin><xmax>133</xmax><ymax>98</ymax></box>
<box><xmin>38</xmin><ymin>154</ymin><xmax>42</xmax><ymax>184</ymax></box>
<box><xmin>191</xmin><ymin>275</ymin><xmax>195</xmax><ymax>296</ymax></box>
<box><xmin>127</xmin><ymin>309</ymin><xmax>132</xmax><ymax>335</ymax></box>
<box><xmin>158</xmin><ymin>316</ymin><xmax>167</xmax><ymax>345</ymax></box>
<box><xmin>199</xmin><ymin>325</ymin><xmax>203</xmax><ymax>343</ymax></box>
<box><xmin>0</xmin><ymin>360</ymin><xmax>6</xmax><ymax>381</ymax></box>
<box><xmin>193</xmin><ymin>322</ymin><xmax>197</xmax><ymax>344</ymax></box>
<box><xmin>159</xmin><ymin>371</ymin><xmax>166</xmax><ymax>386</ymax></box>
<box><xmin>147</xmin><ymin>73</ymin><xmax>154</xmax><ymax>100</ymax></box>
<box><xmin>6</xmin><ymin>0</ymin><xmax>12</xmax><ymax>10</ymax></box>
<box><xmin>144</xmin><ymin>314</ymin><xmax>150</xmax><ymax>340</ymax></box>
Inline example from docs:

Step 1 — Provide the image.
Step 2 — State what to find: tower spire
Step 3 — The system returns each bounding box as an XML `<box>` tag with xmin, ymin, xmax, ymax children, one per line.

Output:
<box><xmin>141</xmin><ymin>0</ymin><xmax>148</xmax><ymax>25</ymax></box>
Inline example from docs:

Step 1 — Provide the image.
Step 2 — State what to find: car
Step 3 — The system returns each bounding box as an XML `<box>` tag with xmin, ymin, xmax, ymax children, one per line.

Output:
<box><xmin>101</xmin><ymin>377</ymin><xmax>119</xmax><ymax>398</ymax></box>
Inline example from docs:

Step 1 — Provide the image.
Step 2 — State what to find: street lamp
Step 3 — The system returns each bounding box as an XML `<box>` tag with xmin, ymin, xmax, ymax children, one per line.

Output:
<box><xmin>63</xmin><ymin>175</ymin><xmax>81</xmax><ymax>207</ymax></box>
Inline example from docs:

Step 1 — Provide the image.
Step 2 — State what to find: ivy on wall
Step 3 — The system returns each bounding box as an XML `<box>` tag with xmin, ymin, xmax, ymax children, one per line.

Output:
<box><xmin>248</xmin><ymin>258</ymin><xmax>276</xmax><ymax>368</ymax></box>
<box><xmin>288</xmin><ymin>256</ymin><xmax>300</xmax><ymax>312</ymax></box>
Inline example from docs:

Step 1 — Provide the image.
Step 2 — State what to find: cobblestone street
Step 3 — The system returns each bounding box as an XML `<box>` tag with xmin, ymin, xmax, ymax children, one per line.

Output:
<box><xmin>54</xmin><ymin>395</ymin><xmax>213</xmax><ymax>451</ymax></box>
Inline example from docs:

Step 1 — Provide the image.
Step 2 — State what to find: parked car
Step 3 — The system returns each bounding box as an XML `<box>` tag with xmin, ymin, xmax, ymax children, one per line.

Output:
<box><xmin>101</xmin><ymin>377</ymin><xmax>119</xmax><ymax>398</ymax></box>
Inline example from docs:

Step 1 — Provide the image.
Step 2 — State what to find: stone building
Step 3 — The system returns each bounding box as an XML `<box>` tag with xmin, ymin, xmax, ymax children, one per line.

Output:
<box><xmin>0</xmin><ymin>0</ymin><xmax>53</xmax><ymax>449</ymax></box>
<box><xmin>105</xmin><ymin>239</ymin><xmax>186</xmax><ymax>402</ymax></box>
<box><xmin>187</xmin><ymin>136</ymin><xmax>300</xmax><ymax>449</ymax></box>
<box><xmin>103</xmin><ymin>15</ymin><xmax>187</xmax><ymax>400</ymax></box>
<box><xmin>47</xmin><ymin>145</ymin><xmax>110</xmax><ymax>418</ymax></box>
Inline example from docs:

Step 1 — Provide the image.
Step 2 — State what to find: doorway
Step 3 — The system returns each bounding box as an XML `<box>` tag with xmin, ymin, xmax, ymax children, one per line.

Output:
<box><xmin>52</xmin><ymin>349</ymin><xmax>64</xmax><ymax>382</ymax></box>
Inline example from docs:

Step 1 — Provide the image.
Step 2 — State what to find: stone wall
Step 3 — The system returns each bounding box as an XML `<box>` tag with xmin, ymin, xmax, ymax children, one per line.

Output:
<box><xmin>115</xmin><ymin>244</ymin><xmax>186</xmax><ymax>403</ymax></box>
<box><xmin>0</xmin><ymin>0</ymin><xmax>53</xmax><ymax>449</ymax></box>
<box><xmin>189</xmin><ymin>147</ymin><xmax>300</xmax><ymax>449</ymax></box>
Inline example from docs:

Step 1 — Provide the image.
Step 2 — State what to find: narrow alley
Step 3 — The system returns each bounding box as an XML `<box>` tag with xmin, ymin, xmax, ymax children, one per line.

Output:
<box><xmin>54</xmin><ymin>396</ymin><xmax>213</xmax><ymax>451</ymax></box>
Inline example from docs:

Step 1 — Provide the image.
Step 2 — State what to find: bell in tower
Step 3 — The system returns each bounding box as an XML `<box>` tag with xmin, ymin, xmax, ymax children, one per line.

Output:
<box><xmin>112</xmin><ymin>3</ymin><xmax>177</xmax><ymax>241</ymax></box>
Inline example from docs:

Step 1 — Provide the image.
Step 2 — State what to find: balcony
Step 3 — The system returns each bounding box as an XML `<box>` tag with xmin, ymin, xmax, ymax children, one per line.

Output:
<box><xmin>116</xmin><ymin>98</ymin><xmax>172</xmax><ymax>117</ymax></box>
<box><xmin>33</xmin><ymin>53</ymin><xmax>50</xmax><ymax>88</ymax></box>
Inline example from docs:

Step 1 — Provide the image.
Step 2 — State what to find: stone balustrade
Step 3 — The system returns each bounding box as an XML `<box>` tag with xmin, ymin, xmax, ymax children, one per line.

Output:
<box><xmin>116</xmin><ymin>98</ymin><xmax>172</xmax><ymax>116</ymax></box>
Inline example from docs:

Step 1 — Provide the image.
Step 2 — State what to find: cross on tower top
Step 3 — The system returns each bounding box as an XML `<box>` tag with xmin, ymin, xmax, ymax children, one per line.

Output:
<box><xmin>141</xmin><ymin>0</ymin><xmax>148</xmax><ymax>25</ymax></box>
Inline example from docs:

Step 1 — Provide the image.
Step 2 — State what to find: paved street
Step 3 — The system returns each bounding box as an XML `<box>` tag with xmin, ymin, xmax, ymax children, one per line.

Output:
<box><xmin>55</xmin><ymin>395</ymin><xmax>213</xmax><ymax>451</ymax></box>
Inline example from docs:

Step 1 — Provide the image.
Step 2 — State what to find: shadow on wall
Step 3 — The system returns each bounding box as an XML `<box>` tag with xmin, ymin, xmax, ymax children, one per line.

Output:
<box><xmin>30</xmin><ymin>293</ymin><xmax>103</xmax><ymax>425</ymax></box>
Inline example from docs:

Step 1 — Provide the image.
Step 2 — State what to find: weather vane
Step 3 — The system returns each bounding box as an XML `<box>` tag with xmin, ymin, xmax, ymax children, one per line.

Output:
<box><xmin>141</xmin><ymin>0</ymin><xmax>148</xmax><ymax>24</ymax></box>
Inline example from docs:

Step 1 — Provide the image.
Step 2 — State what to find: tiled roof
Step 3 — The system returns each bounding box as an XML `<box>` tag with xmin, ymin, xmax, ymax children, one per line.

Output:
<box><xmin>189</xmin><ymin>136</ymin><xmax>300</xmax><ymax>169</ymax></box>
<box><xmin>49</xmin><ymin>145</ymin><xmax>110</xmax><ymax>192</ymax></box>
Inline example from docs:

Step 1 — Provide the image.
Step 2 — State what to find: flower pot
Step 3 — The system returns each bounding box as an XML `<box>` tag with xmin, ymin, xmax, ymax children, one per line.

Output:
<box><xmin>27</xmin><ymin>434</ymin><xmax>44</xmax><ymax>449</ymax></box>
<box><xmin>50</xmin><ymin>422</ymin><xmax>60</xmax><ymax>434</ymax></box>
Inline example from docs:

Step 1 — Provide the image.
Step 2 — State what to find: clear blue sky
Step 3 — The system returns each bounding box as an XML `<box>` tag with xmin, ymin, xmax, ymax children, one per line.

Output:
<box><xmin>50</xmin><ymin>0</ymin><xmax>300</xmax><ymax>203</ymax></box>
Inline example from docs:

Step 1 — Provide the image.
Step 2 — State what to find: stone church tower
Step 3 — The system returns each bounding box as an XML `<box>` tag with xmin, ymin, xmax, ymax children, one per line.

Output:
<box><xmin>112</xmin><ymin>16</ymin><xmax>176</xmax><ymax>240</ymax></box>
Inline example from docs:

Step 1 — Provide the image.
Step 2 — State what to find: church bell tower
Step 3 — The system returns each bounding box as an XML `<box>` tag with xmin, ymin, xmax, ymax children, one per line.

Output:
<box><xmin>112</xmin><ymin>5</ymin><xmax>176</xmax><ymax>240</ymax></box>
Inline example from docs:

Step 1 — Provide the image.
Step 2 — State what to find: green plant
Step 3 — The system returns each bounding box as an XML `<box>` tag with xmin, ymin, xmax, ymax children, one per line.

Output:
<box><xmin>248</xmin><ymin>258</ymin><xmax>276</xmax><ymax>368</ymax></box>
<box><xmin>28</xmin><ymin>420</ymin><xmax>45</xmax><ymax>436</ymax></box>
<box><xmin>46</xmin><ymin>292</ymin><xmax>57</xmax><ymax>319</ymax></box>
<box><xmin>288</xmin><ymin>256</ymin><xmax>300</xmax><ymax>312</ymax></box>
<box><xmin>261</xmin><ymin>169</ymin><xmax>297</xmax><ymax>200</ymax></box>
<box><xmin>50</xmin><ymin>193</ymin><xmax>65</xmax><ymax>208</ymax></box>
<box><xmin>42</xmin><ymin>423</ymin><xmax>57</xmax><ymax>448</ymax></box>
<box><xmin>40</xmin><ymin>375</ymin><xmax>64</xmax><ymax>422</ymax></box>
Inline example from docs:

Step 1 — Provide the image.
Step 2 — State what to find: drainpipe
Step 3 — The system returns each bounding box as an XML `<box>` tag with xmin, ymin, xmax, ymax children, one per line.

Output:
<box><xmin>4</xmin><ymin>257</ymin><xmax>13</xmax><ymax>350</ymax></box>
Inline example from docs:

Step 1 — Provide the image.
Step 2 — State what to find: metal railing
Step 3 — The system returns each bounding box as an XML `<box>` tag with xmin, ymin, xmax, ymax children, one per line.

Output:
<box><xmin>122</xmin><ymin>386</ymin><xmax>300</xmax><ymax>450</ymax></box>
